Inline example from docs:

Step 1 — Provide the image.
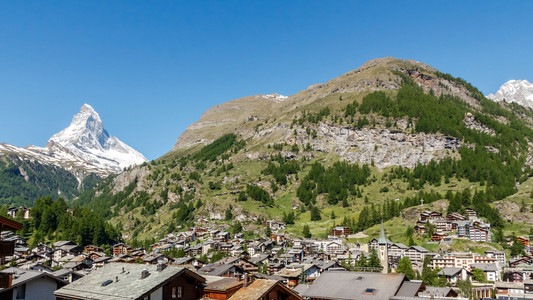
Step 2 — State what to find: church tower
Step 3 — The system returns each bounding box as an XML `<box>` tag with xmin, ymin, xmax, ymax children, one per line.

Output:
<box><xmin>377</xmin><ymin>220</ymin><xmax>388</xmax><ymax>273</ymax></box>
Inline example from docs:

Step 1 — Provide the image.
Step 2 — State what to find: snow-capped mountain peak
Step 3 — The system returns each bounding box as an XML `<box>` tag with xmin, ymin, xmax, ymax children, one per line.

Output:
<box><xmin>49</xmin><ymin>103</ymin><xmax>108</xmax><ymax>147</ymax></box>
<box><xmin>487</xmin><ymin>79</ymin><xmax>533</xmax><ymax>109</ymax></box>
<box><xmin>47</xmin><ymin>104</ymin><xmax>147</xmax><ymax>172</ymax></box>
<box><xmin>0</xmin><ymin>104</ymin><xmax>147</xmax><ymax>178</ymax></box>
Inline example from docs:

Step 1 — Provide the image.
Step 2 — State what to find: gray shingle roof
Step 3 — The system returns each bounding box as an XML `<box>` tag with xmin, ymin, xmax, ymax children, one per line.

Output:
<box><xmin>301</xmin><ymin>271</ymin><xmax>406</xmax><ymax>300</ymax></box>
<box><xmin>438</xmin><ymin>267</ymin><xmax>463</xmax><ymax>277</ymax></box>
<box><xmin>54</xmin><ymin>263</ymin><xmax>204</xmax><ymax>300</ymax></box>
<box><xmin>395</xmin><ymin>280</ymin><xmax>423</xmax><ymax>297</ymax></box>
<box><xmin>0</xmin><ymin>267</ymin><xmax>66</xmax><ymax>291</ymax></box>
<box><xmin>470</xmin><ymin>263</ymin><xmax>498</xmax><ymax>272</ymax></box>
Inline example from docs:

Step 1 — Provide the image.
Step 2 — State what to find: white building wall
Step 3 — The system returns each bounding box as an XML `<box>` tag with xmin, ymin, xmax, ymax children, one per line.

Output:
<box><xmin>150</xmin><ymin>286</ymin><xmax>163</xmax><ymax>300</ymax></box>
<box><xmin>17</xmin><ymin>277</ymin><xmax>59</xmax><ymax>300</ymax></box>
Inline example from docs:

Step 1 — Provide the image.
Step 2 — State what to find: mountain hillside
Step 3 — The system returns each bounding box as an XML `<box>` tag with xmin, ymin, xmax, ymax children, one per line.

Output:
<box><xmin>488</xmin><ymin>79</ymin><xmax>533</xmax><ymax>109</ymax></box>
<box><xmin>0</xmin><ymin>104</ymin><xmax>146</xmax><ymax>206</ymax></box>
<box><xmin>75</xmin><ymin>57</ymin><xmax>533</xmax><ymax>245</ymax></box>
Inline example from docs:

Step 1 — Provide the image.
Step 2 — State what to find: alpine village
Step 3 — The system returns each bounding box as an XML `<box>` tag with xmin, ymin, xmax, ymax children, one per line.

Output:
<box><xmin>4</xmin><ymin>52</ymin><xmax>533</xmax><ymax>300</ymax></box>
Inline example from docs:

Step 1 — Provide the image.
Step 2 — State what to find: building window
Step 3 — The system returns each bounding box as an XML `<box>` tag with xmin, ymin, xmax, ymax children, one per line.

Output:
<box><xmin>172</xmin><ymin>287</ymin><xmax>177</xmax><ymax>298</ymax></box>
<box><xmin>363</xmin><ymin>288</ymin><xmax>376</xmax><ymax>295</ymax></box>
<box><xmin>177</xmin><ymin>286</ymin><xmax>183</xmax><ymax>298</ymax></box>
<box><xmin>16</xmin><ymin>284</ymin><xmax>26</xmax><ymax>299</ymax></box>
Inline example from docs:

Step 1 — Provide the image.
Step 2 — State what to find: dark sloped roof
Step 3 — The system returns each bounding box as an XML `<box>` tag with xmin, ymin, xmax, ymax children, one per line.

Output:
<box><xmin>204</xmin><ymin>277</ymin><xmax>242</xmax><ymax>291</ymax></box>
<box><xmin>0</xmin><ymin>216</ymin><xmax>22</xmax><ymax>231</ymax></box>
<box><xmin>438</xmin><ymin>267</ymin><xmax>463</xmax><ymax>277</ymax></box>
<box><xmin>0</xmin><ymin>267</ymin><xmax>66</xmax><ymax>291</ymax></box>
<box><xmin>470</xmin><ymin>263</ymin><xmax>498</xmax><ymax>272</ymax></box>
<box><xmin>395</xmin><ymin>281</ymin><xmax>424</xmax><ymax>297</ymax></box>
<box><xmin>230</xmin><ymin>279</ymin><xmax>302</xmax><ymax>300</ymax></box>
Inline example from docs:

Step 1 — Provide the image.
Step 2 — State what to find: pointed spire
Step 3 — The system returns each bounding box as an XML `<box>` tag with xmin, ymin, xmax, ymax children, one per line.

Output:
<box><xmin>378</xmin><ymin>220</ymin><xmax>387</xmax><ymax>245</ymax></box>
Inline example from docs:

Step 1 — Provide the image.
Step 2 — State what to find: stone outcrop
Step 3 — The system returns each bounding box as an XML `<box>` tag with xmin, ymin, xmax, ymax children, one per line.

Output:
<box><xmin>463</xmin><ymin>112</ymin><xmax>496</xmax><ymax>136</ymax></box>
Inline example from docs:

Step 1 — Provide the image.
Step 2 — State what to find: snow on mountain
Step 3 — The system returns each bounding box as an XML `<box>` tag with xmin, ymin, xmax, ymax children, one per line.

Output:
<box><xmin>487</xmin><ymin>80</ymin><xmax>533</xmax><ymax>109</ymax></box>
<box><xmin>0</xmin><ymin>104</ymin><xmax>147</xmax><ymax>178</ymax></box>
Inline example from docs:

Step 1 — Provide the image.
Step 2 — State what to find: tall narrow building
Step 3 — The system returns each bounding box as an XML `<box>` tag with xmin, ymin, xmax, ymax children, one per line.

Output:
<box><xmin>377</xmin><ymin>220</ymin><xmax>388</xmax><ymax>273</ymax></box>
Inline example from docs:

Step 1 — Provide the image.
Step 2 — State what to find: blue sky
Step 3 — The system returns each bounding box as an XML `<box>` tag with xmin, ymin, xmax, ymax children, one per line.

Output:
<box><xmin>0</xmin><ymin>1</ymin><xmax>531</xmax><ymax>160</ymax></box>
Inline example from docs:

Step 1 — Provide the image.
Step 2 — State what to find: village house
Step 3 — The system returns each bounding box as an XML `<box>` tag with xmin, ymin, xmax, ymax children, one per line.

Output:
<box><xmin>432</xmin><ymin>252</ymin><xmax>497</xmax><ymax>271</ymax></box>
<box><xmin>495</xmin><ymin>281</ymin><xmax>525</xmax><ymax>297</ymax></box>
<box><xmin>485</xmin><ymin>250</ymin><xmax>506</xmax><ymax>267</ymax></box>
<box><xmin>503</xmin><ymin>268</ymin><xmax>528</xmax><ymax>282</ymax></box>
<box><xmin>230</xmin><ymin>279</ymin><xmax>303</xmax><ymax>300</ymax></box>
<box><xmin>471</xmin><ymin>263</ymin><xmax>500</xmax><ymax>282</ymax></box>
<box><xmin>524</xmin><ymin>279</ymin><xmax>533</xmax><ymax>295</ymax></box>
<box><xmin>55</xmin><ymin>263</ymin><xmax>205</xmax><ymax>300</ymax></box>
<box><xmin>447</xmin><ymin>212</ymin><xmax>467</xmax><ymax>221</ymax></box>
<box><xmin>201</xmin><ymin>276</ymin><xmax>245</xmax><ymax>300</ymax></box>
<box><xmin>263</xmin><ymin>220</ymin><xmax>287</xmax><ymax>231</ymax></box>
<box><xmin>111</xmin><ymin>243</ymin><xmax>132</xmax><ymax>256</ymax></box>
<box><xmin>198</xmin><ymin>264</ymin><xmax>244</xmax><ymax>278</ymax></box>
<box><xmin>301</xmin><ymin>271</ymin><xmax>409</xmax><ymax>300</ymax></box>
<box><xmin>404</xmin><ymin>246</ymin><xmax>433</xmax><ymax>270</ymax></box>
<box><xmin>6</xmin><ymin>207</ymin><xmax>30</xmax><ymax>219</ymax></box>
<box><xmin>438</xmin><ymin>267</ymin><xmax>470</xmax><ymax>284</ymax></box>
<box><xmin>83</xmin><ymin>245</ymin><xmax>103</xmax><ymax>253</ymax></box>
<box><xmin>465</xmin><ymin>208</ymin><xmax>477</xmax><ymax>219</ymax></box>
<box><xmin>270</xmin><ymin>233</ymin><xmax>285</xmax><ymax>243</ymax></box>
<box><xmin>330</xmin><ymin>226</ymin><xmax>351</xmax><ymax>238</ymax></box>
<box><xmin>0</xmin><ymin>267</ymin><xmax>67</xmax><ymax>300</ymax></box>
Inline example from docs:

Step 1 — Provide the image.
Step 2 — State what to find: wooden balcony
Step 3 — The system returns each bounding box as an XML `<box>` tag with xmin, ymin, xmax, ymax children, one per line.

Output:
<box><xmin>0</xmin><ymin>273</ymin><xmax>12</xmax><ymax>288</ymax></box>
<box><xmin>0</xmin><ymin>241</ymin><xmax>15</xmax><ymax>257</ymax></box>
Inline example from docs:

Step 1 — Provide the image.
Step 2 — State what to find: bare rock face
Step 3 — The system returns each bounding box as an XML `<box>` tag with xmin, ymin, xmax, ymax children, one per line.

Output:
<box><xmin>275</xmin><ymin>123</ymin><xmax>460</xmax><ymax>169</ymax></box>
<box><xmin>493</xmin><ymin>201</ymin><xmax>533</xmax><ymax>223</ymax></box>
<box><xmin>112</xmin><ymin>165</ymin><xmax>151</xmax><ymax>193</ymax></box>
<box><xmin>463</xmin><ymin>112</ymin><xmax>496</xmax><ymax>136</ymax></box>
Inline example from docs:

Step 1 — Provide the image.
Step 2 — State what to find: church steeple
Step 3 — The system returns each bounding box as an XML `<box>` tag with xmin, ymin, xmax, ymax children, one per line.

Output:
<box><xmin>377</xmin><ymin>220</ymin><xmax>388</xmax><ymax>273</ymax></box>
<box><xmin>378</xmin><ymin>220</ymin><xmax>387</xmax><ymax>245</ymax></box>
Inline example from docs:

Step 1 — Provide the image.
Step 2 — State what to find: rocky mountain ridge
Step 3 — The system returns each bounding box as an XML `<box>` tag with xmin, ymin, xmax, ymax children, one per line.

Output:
<box><xmin>488</xmin><ymin>79</ymin><xmax>533</xmax><ymax>109</ymax></box>
<box><xmin>0</xmin><ymin>104</ymin><xmax>147</xmax><ymax>180</ymax></box>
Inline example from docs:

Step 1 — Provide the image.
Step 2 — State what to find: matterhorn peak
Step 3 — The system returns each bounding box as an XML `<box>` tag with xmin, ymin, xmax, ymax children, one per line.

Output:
<box><xmin>45</xmin><ymin>103</ymin><xmax>147</xmax><ymax>173</ymax></box>
<box><xmin>487</xmin><ymin>79</ymin><xmax>533</xmax><ymax>109</ymax></box>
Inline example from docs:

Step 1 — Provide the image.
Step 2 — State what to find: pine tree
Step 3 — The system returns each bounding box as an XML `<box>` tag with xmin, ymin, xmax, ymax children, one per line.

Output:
<box><xmin>355</xmin><ymin>253</ymin><xmax>367</xmax><ymax>268</ymax></box>
<box><xmin>367</xmin><ymin>249</ymin><xmax>382</xmax><ymax>271</ymax></box>
<box><xmin>302</xmin><ymin>225</ymin><xmax>311</xmax><ymax>238</ymax></box>
<box><xmin>331</xmin><ymin>211</ymin><xmax>336</xmax><ymax>219</ymax></box>
<box><xmin>396</xmin><ymin>256</ymin><xmax>415</xmax><ymax>279</ymax></box>
<box><xmin>310</xmin><ymin>207</ymin><xmax>322</xmax><ymax>221</ymax></box>
<box><xmin>265</xmin><ymin>226</ymin><xmax>272</xmax><ymax>238</ymax></box>
<box><xmin>225</xmin><ymin>208</ymin><xmax>233</xmax><ymax>221</ymax></box>
<box><xmin>421</xmin><ymin>256</ymin><xmax>437</xmax><ymax>285</ymax></box>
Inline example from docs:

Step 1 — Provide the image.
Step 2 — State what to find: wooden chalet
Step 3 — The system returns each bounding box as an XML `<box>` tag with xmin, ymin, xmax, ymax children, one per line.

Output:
<box><xmin>229</xmin><ymin>279</ymin><xmax>302</xmax><ymax>300</ymax></box>
<box><xmin>0</xmin><ymin>216</ymin><xmax>22</xmax><ymax>289</ymax></box>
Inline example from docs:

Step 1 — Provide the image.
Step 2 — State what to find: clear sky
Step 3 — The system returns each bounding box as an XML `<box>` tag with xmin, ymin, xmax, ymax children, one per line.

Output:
<box><xmin>0</xmin><ymin>1</ymin><xmax>531</xmax><ymax>160</ymax></box>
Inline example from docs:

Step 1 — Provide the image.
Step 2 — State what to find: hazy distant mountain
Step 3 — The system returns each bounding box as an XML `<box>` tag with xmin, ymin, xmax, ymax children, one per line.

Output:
<box><xmin>487</xmin><ymin>79</ymin><xmax>533</xmax><ymax>109</ymax></box>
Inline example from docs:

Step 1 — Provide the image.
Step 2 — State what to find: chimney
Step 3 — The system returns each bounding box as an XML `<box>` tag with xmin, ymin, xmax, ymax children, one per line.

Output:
<box><xmin>140</xmin><ymin>269</ymin><xmax>150</xmax><ymax>279</ymax></box>
<box><xmin>116</xmin><ymin>276</ymin><xmax>119</xmax><ymax>282</ymax></box>
<box><xmin>243</xmin><ymin>273</ymin><xmax>249</xmax><ymax>288</ymax></box>
<box><xmin>157</xmin><ymin>263</ymin><xmax>166</xmax><ymax>272</ymax></box>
